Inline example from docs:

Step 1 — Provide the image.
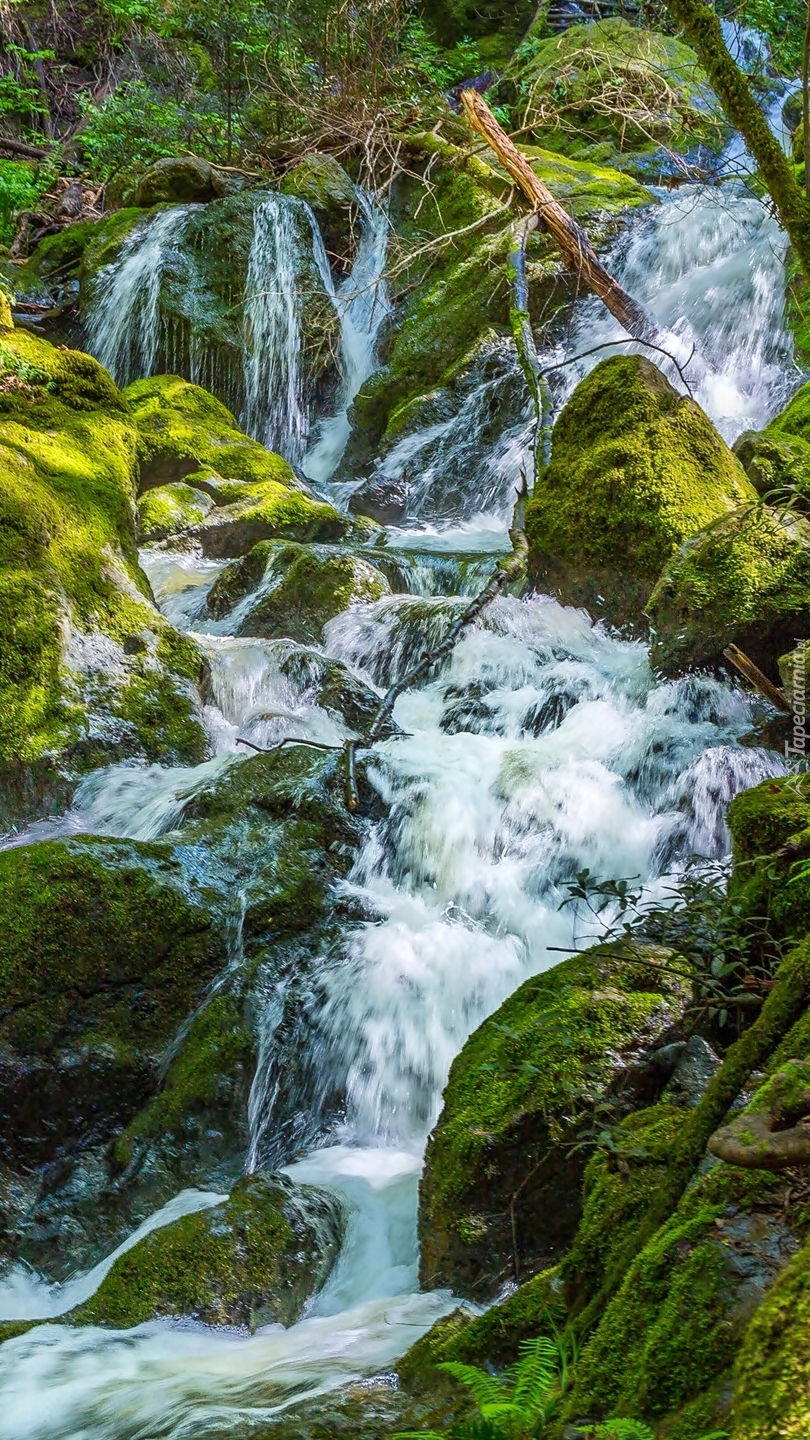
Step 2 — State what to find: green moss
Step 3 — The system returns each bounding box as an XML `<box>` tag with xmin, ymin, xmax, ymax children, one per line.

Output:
<box><xmin>70</xmin><ymin>1173</ymin><xmax>342</xmax><ymax>1329</ymax></box>
<box><xmin>27</xmin><ymin>220</ymin><xmax>99</xmax><ymax>283</ymax></box>
<box><xmin>567</xmin><ymin>1158</ymin><xmax>790</xmax><ymax>1423</ymax></box>
<box><xmin>510</xmin><ymin>19</ymin><xmax>728</xmax><ymax>179</ymax></box>
<box><xmin>237</xmin><ymin>543</ymin><xmax>390</xmax><ymax>642</ymax></box>
<box><xmin>525</xmin><ymin>355</ymin><xmax>754</xmax><ymax>624</ymax></box>
<box><xmin>731</xmin><ymin>1234</ymin><xmax>810</xmax><ymax>1439</ymax></box>
<box><xmin>732</xmin><ymin>428</ymin><xmax>810</xmax><ymax>505</ymax></box>
<box><xmin>726</xmin><ymin>772</ymin><xmax>810</xmax><ymax>950</ymax></box>
<box><xmin>137</xmin><ymin>481</ymin><xmax>212</xmax><ymax>541</ymax></box>
<box><xmin>648</xmin><ymin>501</ymin><xmax>810</xmax><ymax>679</ymax></box>
<box><xmin>419</xmin><ymin>940</ymin><xmax>691</xmax><ymax>1297</ymax></box>
<box><xmin>206</xmin><ymin>539</ymin><xmax>278</xmax><ymax>617</ymax></box>
<box><xmin>765</xmin><ymin>376</ymin><xmax>810</xmax><ymax>445</ymax></box>
<box><xmin>79</xmin><ymin>207</ymin><xmax>148</xmax><ymax>299</ymax></box>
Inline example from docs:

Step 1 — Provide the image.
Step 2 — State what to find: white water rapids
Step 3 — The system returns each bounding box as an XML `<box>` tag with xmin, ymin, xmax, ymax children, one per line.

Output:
<box><xmin>0</xmin><ymin>102</ymin><xmax>802</xmax><ymax>1437</ymax></box>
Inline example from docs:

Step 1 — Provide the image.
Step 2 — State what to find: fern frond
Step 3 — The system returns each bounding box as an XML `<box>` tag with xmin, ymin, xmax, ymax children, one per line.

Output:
<box><xmin>436</xmin><ymin>1361</ymin><xmax>507</xmax><ymax>1410</ymax></box>
<box><xmin>586</xmin><ymin>1421</ymin><xmax>655</xmax><ymax>1440</ymax></box>
<box><xmin>509</xmin><ymin>1336</ymin><xmax>560</xmax><ymax>1410</ymax></box>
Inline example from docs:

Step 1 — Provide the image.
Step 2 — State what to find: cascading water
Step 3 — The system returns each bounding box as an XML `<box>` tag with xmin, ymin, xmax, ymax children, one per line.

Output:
<box><xmin>0</xmin><ymin>76</ymin><xmax>803</xmax><ymax>1440</ymax></box>
<box><xmin>85</xmin><ymin>206</ymin><xmax>195</xmax><ymax>386</ymax></box>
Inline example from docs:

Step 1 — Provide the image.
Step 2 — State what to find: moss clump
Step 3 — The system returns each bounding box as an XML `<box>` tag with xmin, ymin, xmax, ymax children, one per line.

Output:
<box><xmin>137</xmin><ymin>481</ymin><xmax>213</xmax><ymax>541</ymax></box>
<box><xmin>647</xmin><ymin>502</ymin><xmax>810</xmax><ymax>679</ymax></box>
<box><xmin>70</xmin><ymin>1173</ymin><xmax>343</xmax><ymax>1329</ymax></box>
<box><xmin>281</xmin><ymin>152</ymin><xmax>356</xmax><ymax>257</ymax></box>
<box><xmin>510</xmin><ymin>19</ymin><xmax>727</xmax><ymax>179</ymax></box>
<box><xmin>124</xmin><ymin>374</ymin><xmax>350</xmax><ymax>557</ymax></box>
<box><xmin>733</xmin><ymin>427</ymin><xmax>810</xmax><ymax>506</ymax></box>
<box><xmin>565</xmin><ymin>1156</ymin><xmax>794</xmax><ymax>1425</ymax></box>
<box><xmin>0</xmin><ymin>835</ymin><xmax>224</xmax><ymax>1166</ymax></box>
<box><xmin>0</xmin><ymin>327</ymin><xmax>208</xmax><ymax>809</ymax></box>
<box><xmin>525</xmin><ymin>355</ymin><xmax>754</xmax><ymax>625</ymax></box>
<box><xmin>235</xmin><ymin>543</ymin><xmax>390</xmax><ymax>643</ymax></box>
<box><xmin>419</xmin><ymin>941</ymin><xmax>691</xmax><ymax>1299</ymax></box>
<box><xmin>726</xmin><ymin>771</ymin><xmax>810</xmax><ymax>949</ymax></box>
<box><xmin>730</xmin><ymin>1233</ymin><xmax>810</xmax><ymax>1439</ymax></box>
<box><xmin>79</xmin><ymin>207</ymin><xmax>146</xmax><ymax>298</ymax></box>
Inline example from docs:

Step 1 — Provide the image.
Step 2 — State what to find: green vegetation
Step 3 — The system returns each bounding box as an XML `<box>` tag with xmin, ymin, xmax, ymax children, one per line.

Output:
<box><xmin>525</xmin><ymin>355</ymin><xmax>754</xmax><ymax>625</ymax></box>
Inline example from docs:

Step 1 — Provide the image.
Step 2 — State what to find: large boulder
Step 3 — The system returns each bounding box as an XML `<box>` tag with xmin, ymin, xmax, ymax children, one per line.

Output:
<box><xmin>125</xmin><ymin>375</ymin><xmax>353</xmax><ymax>557</ymax></box>
<box><xmin>0</xmin><ymin>836</ymin><xmax>225</xmax><ymax>1173</ymax></box>
<box><xmin>647</xmin><ymin>502</ymin><xmax>810</xmax><ymax>679</ymax></box>
<box><xmin>281</xmin><ymin>153</ymin><xmax>356</xmax><ymax>259</ymax></box>
<box><xmin>419</xmin><ymin>942</ymin><xmax>691</xmax><ymax>1300</ymax></box>
<box><xmin>525</xmin><ymin>355</ymin><xmax>755</xmax><ymax>626</ymax></box>
<box><xmin>71</xmin><ymin>1173</ymin><xmax>343</xmax><ymax>1329</ymax></box>
<box><xmin>508</xmin><ymin>19</ymin><xmax>728</xmax><ymax>180</ymax></box>
<box><xmin>132</xmin><ymin>155</ymin><xmax>230</xmax><ymax>207</ymax></box>
<box><xmin>215</xmin><ymin>542</ymin><xmax>390</xmax><ymax>644</ymax></box>
<box><xmin>0</xmin><ymin>323</ymin><xmax>209</xmax><ymax>828</ymax></box>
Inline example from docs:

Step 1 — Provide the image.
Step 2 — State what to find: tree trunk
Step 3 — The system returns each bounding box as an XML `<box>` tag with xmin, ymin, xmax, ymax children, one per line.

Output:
<box><xmin>460</xmin><ymin>88</ymin><xmax>658</xmax><ymax>343</ymax></box>
<box><xmin>803</xmin><ymin>0</ymin><xmax>810</xmax><ymax>200</ymax></box>
<box><xmin>666</xmin><ymin>0</ymin><xmax>810</xmax><ymax>279</ymax></box>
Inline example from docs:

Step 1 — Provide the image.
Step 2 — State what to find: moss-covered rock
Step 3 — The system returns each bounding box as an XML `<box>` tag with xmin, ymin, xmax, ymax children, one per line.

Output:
<box><xmin>0</xmin><ymin>835</ymin><xmax>225</xmax><ymax>1169</ymax></box>
<box><xmin>70</xmin><ymin>1173</ymin><xmax>343</xmax><ymax>1329</ymax></box>
<box><xmin>228</xmin><ymin>542</ymin><xmax>390</xmax><ymax>643</ymax></box>
<box><xmin>733</xmin><ymin>427</ymin><xmax>810</xmax><ymax>505</ymax></box>
<box><xmin>726</xmin><ymin>771</ymin><xmax>810</xmax><ymax>952</ymax></box>
<box><xmin>0</xmin><ymin>325</ymin><xmax>208</xmax><ymax>826</ymax></box>
<box><xmin>526</xmin><ymin>356</ymin><xmax>754</xmax><ymax>626</ymax></box>
<box><xmin>137</xmin><ymin>480</ymin><xmax>214</xmax><ymax>540</ymax></box>
<box><xmin>281</xmin><ymin>152</ymin><xmax>356</xmax><ymax>259</ymax></box>
<box><xmin>509</xmin><ymin>19</ymin><xmax>728</xmax><ymax>181</ymax></box>
<box><xmin>565</xmin><ymin>1135</ymin><xmax>799</xmax><ymax>1428</ymax></box>
<box><xmin>730</xmin><ymin>1231</ymin><xmax>810</xmax><ymax>1439</ymax></box>
<box><xmin>125</xmin><ymin>374</ymin><xmax>351</xmax><ymax>557</ymax></box>
<box><xmin>647</xmin><ymin>502</ymin><xmax>810</xmax><ymax>680</ymax></box>
<box><xmin>419</xmin><ymin>941</ymin><xmax>691</xmax><ymax>1300</ymax></box>
<box><xmin>132</xmin><ymin>155</ymin><xmax>230</xmax><ymax>207</ymax></box>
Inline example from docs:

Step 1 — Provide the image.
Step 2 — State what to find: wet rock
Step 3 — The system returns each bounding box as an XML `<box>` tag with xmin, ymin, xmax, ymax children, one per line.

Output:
<box><xmin>0</xmin><ymin>836</ymin><xmax>226</xmax><ymax>1172</ymax></box>
<box><xmin>663</xmin><ymin>1035</ymin><xmax>721</xmax><ymax>1108</ymax></box>
<box><xmin>419</xmin><ymin>941</ymin><xmax>691</xmax><ymax>1300</ymax></box>
<box><xmin>349</xmin><ymin>471</ymin><xmax>410</xmax><ymax>526</ymax></box>
<box><xmin>525</xmin><ymin>356</ymin><xmax>754</xmax><ymax>628</ymax></box>
<box><xmin>70</xmin><ymin>1173</ymin><xmax>343</xmax><ymax>1329</ymax></box>
<box><xmin>647</xmin><ymin>502</ymin><xmax>810</xmax><ymax>680</ymax></box>
<box><xmin>281</xmin><ymin>152</ymin><xmax>356</xmax><ymax>260</ymax></box>
<box><xmin>236</xmin><ymin>544</ymin><xmax>390</xmax><ymax>644</ymax></box>
<box><xmin>733</xmin><ymin>427</ymin><xmax>810</xmax><ymax>503</ymax></box>
<box><xmin>726</xmin><ymin>772</ymin><xmax>810</xmax><ymax>948</ymax></box>
<box><xmin>132</xmin><ymin>155</ymin><xmax>230</xmax><ymax>207</ymax></box>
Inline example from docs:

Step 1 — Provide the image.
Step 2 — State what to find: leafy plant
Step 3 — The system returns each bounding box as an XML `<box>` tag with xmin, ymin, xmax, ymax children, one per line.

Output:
<box><xmin>395</xmin><ymin>1334</ymin><xmax>574</xmax><ymax>1439</ymax></box>
<box><xmin>0</xmin><ymin>159</ymin><xmax>46</xmax><ymax>248</ymax></box>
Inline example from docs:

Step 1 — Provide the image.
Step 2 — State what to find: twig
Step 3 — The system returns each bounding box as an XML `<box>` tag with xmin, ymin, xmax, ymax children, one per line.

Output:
<box><xmin>540</xmin><ymin>336</ymin><xmax>696</xmax><ymax>398</ymax></box>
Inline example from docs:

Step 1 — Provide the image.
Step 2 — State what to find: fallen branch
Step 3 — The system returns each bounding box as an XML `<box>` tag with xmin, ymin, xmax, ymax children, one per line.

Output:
<box><xmin>510</xmin><ymin>213</ymin><xmax>552</xmax><ymax>482</ymax></box>
<box><xmin>723</xmin><ymin>643</ymin><xmax>792</xmax><ymax>714</ymax></box>
<box><xmin>0</xmin><ymin>135</ymin><xmax>49</xmax><ymax>159</ymax></box>
<box><xmin>460</xmin><ymin>88</ymin><xmax>658</xmax><ymax>344</ymax></box>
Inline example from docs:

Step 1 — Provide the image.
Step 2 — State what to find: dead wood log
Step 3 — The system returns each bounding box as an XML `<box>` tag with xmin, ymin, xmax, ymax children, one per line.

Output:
<box><xmin>723</xmin><ymin>643</ymin><xmax>792</xmax><ymax>714</ymax></box>
<box><xmin>460</xmin><ymin>88</ymin><xmax>658</xmax><ymax>344</ymax></box>
<box><xmin>0</xmin><ymin>135</ymin><xmax>49</xmax><ymax>159</ymax></box>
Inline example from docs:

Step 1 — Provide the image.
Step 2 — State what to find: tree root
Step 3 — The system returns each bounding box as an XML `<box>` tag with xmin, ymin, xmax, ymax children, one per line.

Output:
<box><xmin>708</xmin><ymin>1059</ymin><xmax>810</xmax><ymax>1170</ymax></box>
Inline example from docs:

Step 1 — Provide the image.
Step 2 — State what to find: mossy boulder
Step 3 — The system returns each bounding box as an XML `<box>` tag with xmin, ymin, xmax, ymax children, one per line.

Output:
<box><xmin>509</xmin><ymin>18</ymin><xmax>728</xmax><ymax>180</ymax></box>
<box><xmin>70</xmin><ymin>1173</ymin><xmax>343</xmax><ymax>1329</ymax></box>
<box><xmin>733</xmin><ymin>427</ymin><xmax>810</xmax><ymax>506</ymax></box>
<box><xmin>0</xmin><ymin>835</ymin><xmax>225</xmax><ymax>1169</ymax></box>
<box><xmin>647</xmin><ymin>502</ymin><xmax>810</xmax><ymax>680</ymax></box>
<box><xmin>419</xmin><ymin>941</ymin><xmax>691</xmax><ymax>1300</ymax></box>
<box><xmin>525</xmin><ymin>356</ymin><xmax>754</xmax><ymax>626</ymax></box>
<box><xmin>0</xmin><ymin>325</ymin><xmax>208</xmax><ymax>826</ymax></box>
<box><xmin>137</xmin><ymin>481</ymin><xmax>213</xmax><ymax>541</ymax></box>
<box><xmin>726</xmin><ymin>771</ymin><xmax>810</xmax><ymax>950</ymax></box>
<box><xmin>730</xmin><ymin>1231</ymin><xmax>810</xmax><ymax>1439</ymax></box>
<box><xmin>125</xmin><ymin>374</ymin><xmax>351</xmax><ymax>557</ymax></box>
<box><xmin>281</xmin><ymin>152</ymin><xmax>356</xmax><ymax>258</ymax></box>
<box><xmin>132</xmin><ymin>155</ymin><xmax>230</xmax><ymax>207</ymax></box>
<box><xmin>224</xmin><ymin>542</ymin><xmax>390</xmax><ymax>643</ymax></box>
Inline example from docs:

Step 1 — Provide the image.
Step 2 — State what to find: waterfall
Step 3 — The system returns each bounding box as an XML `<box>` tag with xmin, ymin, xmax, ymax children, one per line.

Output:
<box><xmin>303</xmin><ymin>190</ymin><xmax>390</xmax><ymax>487</ymax></box>
<box><xmin>85</xmin><ymin>206</ymin><xmax>194</xmax><ymax>386</ymax></box>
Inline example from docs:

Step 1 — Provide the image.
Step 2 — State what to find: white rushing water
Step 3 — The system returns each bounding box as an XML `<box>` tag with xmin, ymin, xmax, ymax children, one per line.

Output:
<box><xmin>0</xmin><ymin>80</ymin><xmax>803</xmax><ymax>1440</ymax></box>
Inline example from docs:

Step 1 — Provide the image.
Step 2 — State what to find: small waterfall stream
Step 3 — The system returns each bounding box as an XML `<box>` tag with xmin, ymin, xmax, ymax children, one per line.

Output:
<box><xmin>0</xmin><ymin>99</ymin><xmax>803</xmax><ymax>1438</ymax></box>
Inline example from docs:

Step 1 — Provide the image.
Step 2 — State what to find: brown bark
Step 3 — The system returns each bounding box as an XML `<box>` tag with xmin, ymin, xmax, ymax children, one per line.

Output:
<box><xmin>708</xmin><ymin>1060</ymin><xmax>810</xmax><ymax>1170</ymax></box>
<box><xmin>723</xmin><ymin>644</ymin><xmax>792</xmax><ymax>713</ymax></box>
<box><xmin>0</xmin><ymin>135</ymin><xmax>48</xmax><ymax>159</ymax></box>
<box><xmin>460</xmin><ymin>88</ymin><xmax>658</xmax><ymax>343</ymax></box>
